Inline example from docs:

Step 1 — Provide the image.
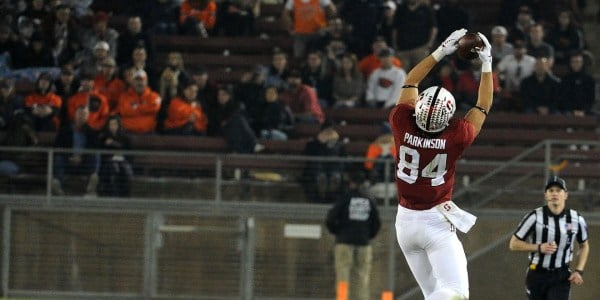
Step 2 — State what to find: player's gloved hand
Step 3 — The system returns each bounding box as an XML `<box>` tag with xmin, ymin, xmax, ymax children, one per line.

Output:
<box><xmin>476</xmin><ymin>32</ymin><xmax>492</xmax><ymax>64</ymax></box>
<box><xmin>432</xmin><ymin>28</ymin><xmax>467</xmax><ymax>61</ymax></box>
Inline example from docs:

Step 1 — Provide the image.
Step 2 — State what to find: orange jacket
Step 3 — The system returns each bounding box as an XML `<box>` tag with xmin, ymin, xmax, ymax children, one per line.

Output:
<box><xmin>359</xmin><ymin>54</ymin><xmax>403</xmax><ymax>79</ymax></box>
<box><xmin>67</xmin><ymin>91</ymin><xmax>110</xmax><ymax>130</ymax></box>
<box><xmin>179</xmin><ymin>0</ymin><xmax>217</xmax><ymax>29</ymax></box>
<box><xmin>95</xmin><ymin>75</ymin><xmax>127</xmax><ymax>113</ymax></box>
<box><xmin>164</xmin><ymin>97</ymin><xmax>208</xmax><ymax>133</ymax></box>
<box><xmin>24</xmin><ymin>92</ymin><xmax>63</xmax><ymax>128</ymax></box>
<box><xmin>292</xmin><ymin>0</ymin><xmax>327</xmax><ymax>34</ymax></box>
<box><xmin>117</xmin><ymin>87</ymin><xmax>162</xmax><ymax>134</ymax></box>
<box><xmin>364</xmin><ymin>142</ymin><xmax>397</xmax><ymax>170</ymax></box>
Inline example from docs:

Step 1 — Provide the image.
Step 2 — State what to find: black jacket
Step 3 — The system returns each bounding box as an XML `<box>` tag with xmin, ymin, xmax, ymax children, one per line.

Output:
<box><xmin>326</xmin><ymin>189</ymin><xmax>381</xmax><ymax>246</ymax></box>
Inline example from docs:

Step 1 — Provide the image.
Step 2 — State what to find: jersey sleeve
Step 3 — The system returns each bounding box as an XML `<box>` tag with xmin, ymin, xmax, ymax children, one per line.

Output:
<box><xmin>514</xmin><ymin>211</ymin><xmax>536</xmax><ymax>241</ymax></box>
<box><xmin>577</xmin><ymin>215</ymin><xmax>588</xmax><ymax>243</ymax></box>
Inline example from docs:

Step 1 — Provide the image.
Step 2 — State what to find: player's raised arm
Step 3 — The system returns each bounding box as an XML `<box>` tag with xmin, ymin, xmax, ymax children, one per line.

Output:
<box><xmin>397</xmin><ymin>28</ymin><xmax>467</xmax><ymax>106</ymax></box>
<box><xmin>464</xmin><ymin>32</ymin><xmax>493</xmax><ymax>137</ymax></box>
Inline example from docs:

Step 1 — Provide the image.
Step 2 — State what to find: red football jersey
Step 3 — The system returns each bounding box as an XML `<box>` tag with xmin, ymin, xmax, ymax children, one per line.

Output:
<box><xmin>389</xmin><ymin>103</ymin><xmax>475</xmax><ymax>210</ymax></box>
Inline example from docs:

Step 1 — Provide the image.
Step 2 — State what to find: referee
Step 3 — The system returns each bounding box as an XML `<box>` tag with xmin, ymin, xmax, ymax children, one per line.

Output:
<box><xmin>509</xmin><ymin>176</ymin><xmax>590</xmax><ymax>300</ymax></box>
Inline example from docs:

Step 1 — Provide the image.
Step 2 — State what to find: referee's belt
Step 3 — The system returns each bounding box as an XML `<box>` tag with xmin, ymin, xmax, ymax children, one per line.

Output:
<box><xmin>529</xmin><ymin>264</ymin><xmax>569</xmax><ymax>273</ymax></box>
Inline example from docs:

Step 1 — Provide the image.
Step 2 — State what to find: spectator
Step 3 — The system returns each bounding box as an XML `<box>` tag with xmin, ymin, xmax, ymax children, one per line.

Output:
<box><xmin>363</xmin><ymin>127</ymin><xmax>397</xmax><ymax>200</ymax></box>
<box><xmin>163</xmin><ymin>81</ymin><xmax>208</xmax><ymax>135</ymax></box>
<box><xmin>378</xmin><ymin>1</ymin><xmax>396</xmax><ymax>47</ymax></box>
<box><xmin>79</xmin><ymin>40</ymin><xmax>111</xmax><ymax>75</ymax></box>
<box><xmin>42</xmin><ymin>3</ymin><xmax>78</xmax><ymax>64</ymax></box>
<box><xmin>18</xmin><ymin>0</ymin><xmax>46</xmax><ymax>25</ymax></box>
<box><xmin>215</xmin><ymin>0</ymin><xmax>259</xmax><ymax>37</ymax></box>
<box><xmin>80</xmin><ymin>11</ymin><xmax>119</xmax><ymax>58</ymax></box>
<box><xmin>192</xmin><ymin>67</ymin><xmax>218</xmax><ymax>108</ymax></box>
<box><xmin>527</xmin><ymin>23</ymin><xmax>555</xmax><ymax>66</ymax></box>
<box><xmin>490</xmin><ymin>25</ymin><xmax>514</xmax><ymax>62</ymax></box>
<box><xmin>358</xmin><ymin>37</ymin><xmax>402</xmax><ymax>80</ymax></box>
<box><xmin>0</xmin><ymin>78</ymin><xmax>23</xmax><ymax>131</ymax></box>
<box><xmin>547</xmin><ymin>10</ymin><xmax>584</xmax><ymax>69</ymax></box>
<box><xmin>507</xmin><ymin>5</ymin><xmax>535</xmax><ymax>44</ymax></box>
<box><xmin>257</xmin><ymin>85</ymin><xmax>294</xmax><ymax>140</ymax></box>
<box><xmin>97</xmin><ymin>115</ymin><xmax>133</xmax><ymax>198</ymax></box>
<box><xmin>338</xmin><ymin>0</ymin><xmax>382</xmax><ymax>58</ymax></box>
<box><xmin>66</xmin><ymin>73</ymin><xmax>110</xmax><ymax>131</ymax></box>
<box><xmin>559</xmin><ymin>52</ymin><xmax>596</xmax><ymax>116</ymax></box>
<box><xmin>365</xmin><ymin>48</ymin><xmax>407</xmax><ymax>108</ymax></box>
<box><xmin>206</xmin><ymin>84</ymin><xmax>264</xmax><ymax>153</ymax></box>
<box><xmin>24</xmin><ymin>72</ymin><xmax>62</xmax><ymax>131</ymax></box>
<box><xmin>264</xmin><ymin>49</ymin><xmax>290</xmax><ymax>90</ymax></box>
<box><xmin>496</xmin><ymin>40</ymin><xmax>535</xmax><ymax>111</ymax></box>
<box><xmin>56</xmin><ymin>33</ymin><xmax>86</xmax><ymax>68</ymax></box>
<box><xmin>301</xmin><ymin>49</ymin><xmax>334</xmax><ymax>108</ymax></box>
<box><xmin>94</xmin><ymin>57</ymin><xmax>126</xmax><ymax>112</ymax></box>
<box><xmin>435</xmin><ymin>0</ymin><xmax>471</xmax><ymax>45</ymax></box>
<box><xmin>157</xmin><ymin>52</ymin><xmax>191</xmax><ymax>110</ymax></box>
<box><xmin>325</xmin><ymin>170</ymin><xmax>381</xmax><ymax>300</ymax></box>
<box><xmin>301</xmin><ymin>121</ymin><xmax>346</xmax><ymax>203</ymax></box>
<box><xmin>10</xmin><ymin>16</ymin><xmax>36</xmax><ymax>69</ymax></box>
<box><xmin>54</xmin><ymin>65</ymin><xmax>79</xmax><ymax>112</ymax></box>
<box><xmin>124</xmin><ymin>46</ymin><xmax>157</xmax><ymax>90</ymax></box>
<box><xmin>116</xmin><ymin>16</ymin><xmax>152</xmax><ymax>66</ymax></box>
<box><xmin>0</xmin><ymin>25</ymin><xmax>16</xmax><ymax>59</ymax></box>
<box><xmin>281</xmin><ymin>0</ymin><xmax>336</xmax><ymax>59</ymax></box>
<box><xmin>116</xmin><ymin>70</ymin><xmax>162</xmax><ymax>134</ymax></box>
<box><xmin>141</xmin><ymin>0</ymin><xmax>180</xmax><ymax>35</ymax></box>
<box><xmin>22</xmin><ymin>31</ymin><xmax>55</xmax><ymax>68</ymax></box>
<box><xmin>179</xmin><ymin>0</ymin><xmax>217</xmax><ymax>37</ymax></box>
<box><xmin>280</xmin><ymin>68</ymin><xmax>325</xmax><ymax>124</ymax></box>
<box><xmin>520</xmin><ymin>56</ymin><xmax>561</xmax><ymax>115</ymax></box>
<box><xmin>51</xmin><ymin>105</ymin><xmax>100</xmax><ymax>196</ymax></box>
<box><xmin>425</xmin><ymin>59</ymin><xmax>457</xmax><ymax>93</ymax></box>
<box><xmin>455</xmin><ymin>60</ymin><xmax>501</xmax><ymax>110</ymax></box>
<box><xmin>392</xmin><ymin>0</ymin><xmax>437</xmax><ymax>70</ymax></box>
<box><xmin>332</xmin><ymin>52</ymin><xmax>364</xmax><ymax>108</ymax></box>
<box><xmin>235</xmin><ymin>66</ymin><xmax>267</xmax><ymax>132</ymax></box>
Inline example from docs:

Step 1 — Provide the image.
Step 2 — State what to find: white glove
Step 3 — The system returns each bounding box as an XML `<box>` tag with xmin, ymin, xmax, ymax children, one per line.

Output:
<box><xmin>476</xmin><ymin>32</ymin><xmax>492</xmax><ymax>71</ymax></box>
<box><xmin>432</xmin><ymin>28</ymin><xmax>467</xmax><ymax>61</ymax></box>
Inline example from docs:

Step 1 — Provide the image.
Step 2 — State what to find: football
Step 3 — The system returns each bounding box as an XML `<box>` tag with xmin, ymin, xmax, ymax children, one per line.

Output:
<box><xmin>456</xmin><ymin>32</ymin><xmax>484</xmax><ymax>60</ymax></box>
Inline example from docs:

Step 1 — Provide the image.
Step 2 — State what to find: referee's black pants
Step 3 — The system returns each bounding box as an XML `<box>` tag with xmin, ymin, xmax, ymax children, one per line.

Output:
<box><xmin>526</xmin><ymin>267</ymin><xmax>571</xmax><ymax>300</ymax></box>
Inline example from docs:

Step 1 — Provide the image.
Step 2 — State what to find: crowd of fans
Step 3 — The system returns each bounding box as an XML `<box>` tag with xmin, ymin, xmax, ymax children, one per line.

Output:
<box><xmin>0</xmin><ymin>0</ymin><xmax>597</xmax><ymax>200</ymax></box>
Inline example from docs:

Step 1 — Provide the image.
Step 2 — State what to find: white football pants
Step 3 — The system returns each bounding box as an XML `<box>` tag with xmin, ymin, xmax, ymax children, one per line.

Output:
<box><xmin>395</xmin><ymin>205</ymin><xmax>469</xmax><ymax>300</ymax></box>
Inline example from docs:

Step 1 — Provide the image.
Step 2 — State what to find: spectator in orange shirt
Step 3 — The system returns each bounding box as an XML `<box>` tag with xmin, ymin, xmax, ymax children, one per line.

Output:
<box><xmin>358</xmin><ymin>37</ymin><xmax>402</xmax><ymax>80</ymax></box>
<box><xmin>179</xmin><ymin>0</ymin><xmax>217</xmax><ymax>37</ymax></box>
<box><xmin>163</xmin><ymin>81</ymin><xmax>208</xmax><ymax>135</ymax></box>
<box><xmin>363</xmin><ymin>123</ymin><xmax>397</xmax><ymax>200</ymax></box>
<box><xmin>67</xmin><ymin>73</ymin><xmax>110</xmax><ymax>131</ymax></box>
<box><xmin>116</xmin><ymin>70</ymin><xmax>162</xmax><ymax>134</ymax></box>
<box><xmin>24</xmin><ymin>73</ymin><xmax>62</xmax><ymax>132</ymax></box>
<box><xmin>95</xmin><ymin>57</ymin><xmax>126</xmax><ymax>112</ymax></box>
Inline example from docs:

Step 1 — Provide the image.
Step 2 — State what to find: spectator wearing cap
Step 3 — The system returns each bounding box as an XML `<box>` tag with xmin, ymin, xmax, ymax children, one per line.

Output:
<box><xmin>280</xmin><ymin>68</ymin><xmax>325</xmax><ymax>124</ymax></box>
<box><xmin>95</xmin><ymin>57</ymin><xmax>126</xmax><ymax>113</ymax></box>
<box><xmin>179</xmin><ymin>0</ymin><xmax>217</xmax><ymax>37</ymax></box>
<box><xmin>358</xmin><ymin>37</ymin><xmax>402</xmax><ymax>80</ymax></box>
<box><xmin>527</xmin><ymin>23</ymin><xmax>555</xmax><ymax>66</ymax></box>
<box><xmin>79</xmin><ymin>40</ymin><xmax>111</xmax><ymax>75</ymax></box>
<box><xmin>365</xmin><ymin>47</ymin><xmax>406</xmax><ymax>108</ymax></box>
<box><xmin>496</xmin><ymin>39</ymin><xmax>536</xmax><ymax>111</ymax></box>
<box><xmin>116</xmin><ymin>70</ymin><xmax>162</xmax><ymax>134</ymax></box>
<box><xmin>123</xmin><ymin>46</ymin><xmax>157</xmax><ymax>90</ymax></box>
<box><xmin>490</xmin><ymin>25</ymin><xmax>514</xmax><ymax>62</ymax></box>
<box><xmin>116</xmin><ymin>15</ymin><xmax>152</xmax><ymax>66</ymax></box>
<box><xmin>66</xmin><ymin>73</ymin><xmax>109</xmax><ymax>130</ymax></box>
<box><xmin>163</xmin><ymin>80</ymin><xmax>208</xmax><ymax>135</ymax></box>
<box><xmin>24</xmin><ymin>72</ymin><xmax>62</xmax><ymax>131</ymax></box>
<box><xmin>80</xmin><ymin>11</ymin><xmax>119</xmax><ymax>58</ymax></box>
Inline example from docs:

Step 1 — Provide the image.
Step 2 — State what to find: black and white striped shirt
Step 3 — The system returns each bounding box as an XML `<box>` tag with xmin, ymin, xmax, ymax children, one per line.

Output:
<box><xmin>514</xmin><ymin>206</ymin><xmax>588</xmax><ymax>269</ymax></box>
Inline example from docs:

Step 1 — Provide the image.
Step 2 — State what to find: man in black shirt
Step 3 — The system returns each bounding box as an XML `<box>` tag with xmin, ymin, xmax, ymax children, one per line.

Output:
<box><xmin>326</xmin><ymin>171</ymin><xmax>381</xmax><ymax>300</ymax></box>
<box><xmin>509</xmin><ymin>176</ymin><xmax>589</xmax><ymax>300</ymax></box>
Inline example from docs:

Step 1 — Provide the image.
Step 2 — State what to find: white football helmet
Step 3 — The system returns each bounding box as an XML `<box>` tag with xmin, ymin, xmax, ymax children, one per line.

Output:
<box><xmin>414</xmin><ymin>86</ymin><xmax>456</xmax><ymax>133</ymax></box>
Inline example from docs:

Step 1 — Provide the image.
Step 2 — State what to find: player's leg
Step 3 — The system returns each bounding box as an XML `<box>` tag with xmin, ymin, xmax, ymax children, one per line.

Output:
<box><xmin>395</xmin><ymin>209</ymin><xmax>437</xmax><ymax>297</ymax></box>
<box><xmin>425</xmin><ymin>220</ymin><xmax>469</xmax><ymax>300</ymax></box>
<box><xmin>352</xmin><ymin>244</ymin><xmax>373</xmax><ymax>300</ymax></box>
<box><xmin>334</xmin><ymin>244</ymin><xmax>353</xmax><ymax>297</ymax></box>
